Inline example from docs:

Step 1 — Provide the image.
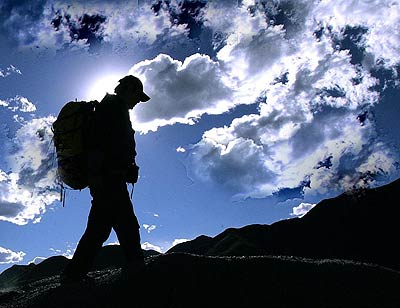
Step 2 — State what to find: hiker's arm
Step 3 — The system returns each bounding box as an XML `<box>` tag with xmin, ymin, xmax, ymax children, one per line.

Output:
<box><xmin>105</xmin><ymin>105</ymin><xmax>137</xmax><ymax>173</ymax></box>
<box><xmin>126</xmin><ymin>163</ymin><xmax>139</xmax><ymax>183</ymax></box>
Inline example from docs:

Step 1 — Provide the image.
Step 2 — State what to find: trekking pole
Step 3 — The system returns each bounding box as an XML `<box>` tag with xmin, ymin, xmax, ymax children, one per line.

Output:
<box><xmin>59</xmin><ymin>183</ymin><xmax>66</xmax><ymax>207</ymax></box>
<box><xmin>130</xmin><ymin>184</ymin><xmax>134</xmax><ymax>200</ymax></box>
<box><xmin>62</xmin><ymin>188</ymin><xmax>66</xmax><ymax>207</ymax></box>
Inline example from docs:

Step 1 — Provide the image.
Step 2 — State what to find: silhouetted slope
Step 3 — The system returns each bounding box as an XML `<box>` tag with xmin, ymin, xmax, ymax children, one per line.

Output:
<box><xmin>0</xmin><ymin>256</ymin><xmax>69</xmax><ymax>291</ymax></box>
<box><xmin>168</xmin><ymin>178</ymin><xmax>400</xmax><ymax>270</ymax></box>
<box><xmin>0</xmin><ymin>245</ymin><xmax>159</xmax><ymax>290</ymax></box>
<box><xmin>164</xmin><ymin>234</ymin><xmax>214</xmax><ymax>255</ymax></box>
<box><xmin>93</xmin><ymin>244</ymin><xmax>160</xmax><ymax>270</ymax></box>
<box><xmin>1</xmin><ymin>253</ymin><xmax>400</xmax><ymax>308</ymax></box>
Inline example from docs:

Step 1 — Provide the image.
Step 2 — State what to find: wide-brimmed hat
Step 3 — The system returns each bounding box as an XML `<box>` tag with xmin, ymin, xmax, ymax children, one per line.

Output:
<box><xmin>118</xmin><ymin>75</ymin><xmax>150</xmax><ymax>102</ymax></box>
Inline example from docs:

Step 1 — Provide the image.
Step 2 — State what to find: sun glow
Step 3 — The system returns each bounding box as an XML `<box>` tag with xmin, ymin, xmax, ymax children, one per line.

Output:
<box><xmin>86</xmin><ymin>74</ymin><xmax>122</xmax><ymax>101</ymax></box>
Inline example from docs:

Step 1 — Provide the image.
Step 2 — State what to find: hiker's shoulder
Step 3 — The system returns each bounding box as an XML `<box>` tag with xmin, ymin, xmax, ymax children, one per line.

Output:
<box><xmin>100</xmin><ymin>93</ymin><xmax>124</xmax><ymax>105</ymax></box>
<box><xmin>98</xmin><ymin>94</ymin><xmax>125</xmax><ymax>111</ymax></box>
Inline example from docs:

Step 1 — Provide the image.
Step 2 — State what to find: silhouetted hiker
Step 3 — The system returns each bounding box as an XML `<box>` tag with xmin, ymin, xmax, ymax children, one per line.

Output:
<box><xmin>61</xmin><ymin>75</ymin><xmax>150</xmax><ymax>284</ymax></box>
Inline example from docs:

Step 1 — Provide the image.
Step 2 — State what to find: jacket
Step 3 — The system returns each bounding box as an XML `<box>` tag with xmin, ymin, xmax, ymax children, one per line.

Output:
<box><xmin>87</xmin><ymin>93</ymin><xmax>136</xmax><ymax>177</ymax></box>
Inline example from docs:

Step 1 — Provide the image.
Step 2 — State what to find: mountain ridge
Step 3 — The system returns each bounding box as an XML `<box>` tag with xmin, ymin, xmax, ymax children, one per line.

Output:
<box><xmin>168</xmin><ymin>177</ymin><xmax>400</xmax><ymax>270</ymax></box>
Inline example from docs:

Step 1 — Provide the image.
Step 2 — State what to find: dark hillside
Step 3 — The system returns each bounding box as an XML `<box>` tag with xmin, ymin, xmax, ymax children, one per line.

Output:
<box><xmin>1</xmin><ymin>253</ymin><xmax>400</xmax><ymax>308</ymax></box>
<box><xmin>0</xmin><ymin>246</ymin><xmax>159</xmax><ymax>290</ymax></box>
<box><xmin>168</xmin><ymin>178</ymin><xmax>400</xmax><ymax>271</ymax></box>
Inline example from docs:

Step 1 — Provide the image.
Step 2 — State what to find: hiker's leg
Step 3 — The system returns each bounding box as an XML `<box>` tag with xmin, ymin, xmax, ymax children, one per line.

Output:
<box><xmin>63</xmin><ymin>184</ymin><xmax>112</xmax><ymax>278</ymax></box>
<box><xmin>112</xmin><ymin>180</ymin><xmax>143</xmax><ymax>263</ymax></box>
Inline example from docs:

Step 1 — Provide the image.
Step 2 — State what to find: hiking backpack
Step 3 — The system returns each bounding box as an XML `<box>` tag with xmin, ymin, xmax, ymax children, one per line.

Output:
<box><xmin>52</xmin><ymin>100</ymin><xmax>98</xmax><ymax>191</ymax></box>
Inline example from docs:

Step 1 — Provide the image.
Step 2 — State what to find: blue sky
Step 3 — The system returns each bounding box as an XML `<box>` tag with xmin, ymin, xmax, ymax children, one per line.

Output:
<box><xmin>1</xmin><ymin>0</ymin><xmax>399</xmax><ymax>274</ymax></box>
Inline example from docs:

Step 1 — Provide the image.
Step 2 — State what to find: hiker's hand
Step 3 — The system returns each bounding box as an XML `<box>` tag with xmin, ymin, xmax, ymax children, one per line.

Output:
<box><xmin>127</xmin><ymin>164</ymin><xmax>139</xmax><ymax>183</ymax></box>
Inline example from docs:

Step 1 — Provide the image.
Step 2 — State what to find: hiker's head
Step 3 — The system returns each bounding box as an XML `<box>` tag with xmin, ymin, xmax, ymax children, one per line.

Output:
<box><xmin>114</xmin><ymin>75</ymin><xmax>150</xmax><ymax>109</ymax></box>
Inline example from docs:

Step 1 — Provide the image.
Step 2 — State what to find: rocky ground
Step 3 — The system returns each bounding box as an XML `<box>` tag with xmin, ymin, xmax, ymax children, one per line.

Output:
<box><xmin>1</xmin><ymin>253</ymin><xmax>399</xmax><ymax>308</ymax></box>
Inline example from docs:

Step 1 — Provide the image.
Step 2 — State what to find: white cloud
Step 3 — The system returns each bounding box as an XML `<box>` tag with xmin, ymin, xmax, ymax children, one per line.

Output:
<box><xmin>50</xmin><ymin>246</ymin><xmax>74</xmax><ymax>259</ymax></box>
<box><xmin>313</xmin><ymin>0</ymin><xmax>400</xmax><ymax>68</ymax></box>
<box><xmin>0</xmin><ymin>246</ymin><xmax>26</xmax><ymax>264</ymax></box>
<box><xmin>0</xmin><ymin>116</ymin><xmax>59</xmax><ymax>225</ymax></box>
<box><xmin>190</xmin><ymin>134</ymin><xmax>275</xmax><ymax>196</ymax></box>
<box><xmin>172</xmin><ymin>238</ymin><xmax>189</xmax><ymax>247</ymax></box>
<box><xmin>154</xmin><ymin>238</ymin><xmax>190</xmax><ymax>253</ymax></box>
<box><xmin>104</xmin><ymin>2</ymin><xmax>188</xmax><ymax>47</ymax></box>
<box><xmin>0</xmin><ymin>96</ymin><xmax>37</xmax><ymax>113</ymax></box>
<box><xmin>141</xmin><ymin>242</ymin><xmax>162</xmax><ymax>253</ymax></box>
<box><xmin>0</xmin><ymin>65</ymin><xmax>22</xmax><ymax>78</ymax></box>
<box><xmin>0</xmin><ymin>1</ymin><xmax>188</xmax><ymax>52</ymax></box>
<box><xmin>28</xmin><ymin>256</ymin><xmax>46</xmax><ymax>265</ymax></box>
<box><xmin>182</xmin><ymin>0</ymin><xmax>399</xmax><ymax>200</ymax></box>
<box><xmin>291</xmin><ymin>202</ymin><xmax>316</xmax><ymax>217</ymax></box>
<box><xmin>129</xmin><ymin>53</ymin><xmax>234</xmax><ymax>133</ymax></box>
<box><xmin>143</xmin><ymin>224</ymin><xmax>157</xmax><ymax>233</ymax></box>
<box><xmin>1</xmin><ymin>0</ymin><xmax>399</xmax><ymax>211</ymax></box>
<box><xmin>2</xmin><ymin>0</ymin><xmax>398</xmax><ymax>72</ymax></box>
<box><xmin>127</xmin><ymin>22</ymin><xmax>290</xmax><ymax>133</ymax></box>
